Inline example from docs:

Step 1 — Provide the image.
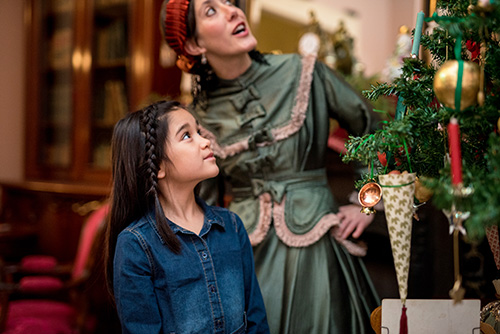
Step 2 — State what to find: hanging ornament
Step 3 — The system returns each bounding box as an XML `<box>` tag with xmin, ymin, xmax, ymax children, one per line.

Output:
<box><xmin>358</xmin><ymin>182</ymin><xmax>382</xmax><ymax>214</ymax></box>
<box><xmin>414</xmin><ymin>177</ymin><xmax>433</xmax><ymax>203</ymax></box>
<box><xmin>379</xmin><ymin>171</ymin><xmax>416</xmax><ymax>334</ymax></box>
<box><xmin>433</xmin><ymin>60</ymin><xmax>480</xmax><ymax>110</ymax></box>
<box><xmin>477</xmin><ymin>0</ymin><xmax>495</xmax><ymax>12</ymax></box>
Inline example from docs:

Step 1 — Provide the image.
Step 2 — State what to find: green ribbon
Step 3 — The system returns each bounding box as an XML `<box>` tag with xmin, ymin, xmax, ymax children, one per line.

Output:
<box><xmin>395</xmin><ymin>96</ymin><xmax>406</xmax><ymax>120</ymax></box>
<box><xmin>380</xmin><ymin>180</ymin><xmax>416</xmax><ymax>188</ymax></box>
<box><xmin>426</xmin><ymin>12</ymin><xmax>465</xmax><ymax>111</ymax></box>
<box><xmin>455</xmin><ymin>60</ymin><xmax>464</xmax><ymax>111</ymax></box>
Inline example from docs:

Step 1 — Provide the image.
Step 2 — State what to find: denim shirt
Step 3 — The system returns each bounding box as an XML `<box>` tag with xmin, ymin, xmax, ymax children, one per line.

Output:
<box><xmin>113</xmin><ymin>198</ymin><xmax>269</xmax><ymax>334</ymax></box>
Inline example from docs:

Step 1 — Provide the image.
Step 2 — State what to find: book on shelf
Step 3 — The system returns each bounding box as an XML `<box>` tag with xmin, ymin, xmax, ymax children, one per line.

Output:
<box><xmin>48</xmin><ymin>84</ymin><xmax>72</xmax><ymax>126</ymax></box>
<box><xmin>50</xmin><ymin>0</ymin><xmax>74</xmax><ymax>14</ymax></box>
<box><xmin>45</xmin><ymin>142</ymin><xmax>71</xmax><ymax>167</ymax></box>
<box><xmin>95</xmin><ymin>0</ymin><xmax>129</xmax><ymax>7</ymax></box>
<box><xmin>95</xmin><ymin>19</ymin><xmax>127</xmax><ymax>65</ymax></box>
<box><xmin>48</xmin><ymin>28</ymin><xmax>72</xmax><ymax>70</ymax></box>
<box><xmin>92</xmin><ymin>143</ymin><xmax>112</xmax><ymax>168</ymax></box>
<box><xmin>100</xmin><ymin>80</ymin><xmax>128</xmax><ymax>126</ymax></box>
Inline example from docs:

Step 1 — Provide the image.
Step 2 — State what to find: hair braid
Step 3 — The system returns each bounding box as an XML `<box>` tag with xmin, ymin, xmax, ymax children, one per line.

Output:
<box><xmin>140</xmin><ymin>103</ymin><xmax>181</xmax><ymax>253</ymax></box>
<box><xmin>140</xmin><ymin>105</ymin><xmax>160</xmax><ymax>200</ymax></box>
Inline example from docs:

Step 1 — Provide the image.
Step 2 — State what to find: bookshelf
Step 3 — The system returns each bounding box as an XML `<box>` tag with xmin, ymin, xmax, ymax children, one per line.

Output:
<box><xmin>24</xmin><ymin>0</ymin><xmax>182</xmax><ymax>185</ymax></box>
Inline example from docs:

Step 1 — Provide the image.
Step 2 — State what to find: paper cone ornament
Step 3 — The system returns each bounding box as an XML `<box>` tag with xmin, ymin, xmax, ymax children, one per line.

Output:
<box><xmin>486</xmin><ymin>225</ymin><xmax>500</xmax><ymax>270</ymax></box>
<box><xmin>379</xmin><ymin>172</ymin><xmax>416</xmax><ymax>305</ymax></box>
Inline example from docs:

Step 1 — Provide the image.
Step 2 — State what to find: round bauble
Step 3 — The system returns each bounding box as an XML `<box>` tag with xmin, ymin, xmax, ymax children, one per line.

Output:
<box><xmin>358</xmin><ymin>182</ymin><xmax>382</xmax><ymax>208</ymax></box>
<box><xmin>478</xmin><ymin>0</ymin><xmax>494</xmax><ymax>11</ymax></box>
<box><xmin>433</xmin><ymin>60</ymin><xmax>480</xmax><ymax>110</ymax></box>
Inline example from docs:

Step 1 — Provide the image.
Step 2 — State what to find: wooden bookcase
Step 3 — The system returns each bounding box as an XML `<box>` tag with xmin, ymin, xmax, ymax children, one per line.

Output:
<box><xmin>24</xmin><ymin>0</ymin><xmax>181</xmax><ymax>185</ymax></box>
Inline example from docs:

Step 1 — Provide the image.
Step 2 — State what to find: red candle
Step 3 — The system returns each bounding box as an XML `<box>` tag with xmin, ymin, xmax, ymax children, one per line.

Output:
<box><xmin>447</xmin><ymin>118</ymin><xmax>463</xmax><ymax>185</ymax></box>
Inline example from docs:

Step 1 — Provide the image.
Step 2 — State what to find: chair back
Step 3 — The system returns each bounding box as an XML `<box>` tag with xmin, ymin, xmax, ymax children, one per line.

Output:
<box><xmin>71</xmin><ymin>203</ymin><xmax>109</xmax><ymax>281</ymax></box>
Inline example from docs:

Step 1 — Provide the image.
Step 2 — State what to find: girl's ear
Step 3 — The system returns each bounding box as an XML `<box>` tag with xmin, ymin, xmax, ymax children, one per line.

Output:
<box><xmin>184</xmin><ymin>37</ymin><xmax>206</xmax><ymax>57</ymax></box>
<box><xmin>158</xmin><ymin>161</ymin><xmax>167</xmax><ymax>180</ymax></box>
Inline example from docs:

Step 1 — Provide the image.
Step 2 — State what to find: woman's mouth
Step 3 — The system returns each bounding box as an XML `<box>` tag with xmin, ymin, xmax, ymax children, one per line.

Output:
<box><xmin>233</xmin><ymin>23</ymin><xmax>246</xmax><ymax>35</ymax></box>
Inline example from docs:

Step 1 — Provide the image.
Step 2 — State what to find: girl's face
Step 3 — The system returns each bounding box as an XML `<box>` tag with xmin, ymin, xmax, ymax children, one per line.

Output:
<box><xmin>189</xmin><ymin>0</ymin><xmax>257</xmax><ymax>60</ymax></box>
<box><xmin>160</xmin><ymin>108</ymin><xmax>219</xmax><ymax>186</ymax></box>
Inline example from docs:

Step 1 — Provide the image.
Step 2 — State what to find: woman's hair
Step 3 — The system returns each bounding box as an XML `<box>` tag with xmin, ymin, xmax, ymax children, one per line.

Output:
<box><xmin>105</xmin><ymin>100</ymin><xmax>182</xmax><ymax>297</ymax></box>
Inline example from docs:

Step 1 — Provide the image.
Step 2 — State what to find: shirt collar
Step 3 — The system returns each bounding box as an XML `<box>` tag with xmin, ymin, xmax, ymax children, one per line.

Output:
<box><xmin>147</xmin><ymin>197</ymin><xmax>226</xmax><ymax>241</ymax></box>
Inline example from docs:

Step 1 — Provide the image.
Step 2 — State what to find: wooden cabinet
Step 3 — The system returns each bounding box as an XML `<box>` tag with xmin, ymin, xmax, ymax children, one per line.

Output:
<box><xmin>24</xmin><ymin>0</ymin><xmax>181</xmax><ymax>185</ymax></box>
<box><xmin>0</xmin><ymin>181</ymin><xmax>109</xmax><ymax>262</ymax></box>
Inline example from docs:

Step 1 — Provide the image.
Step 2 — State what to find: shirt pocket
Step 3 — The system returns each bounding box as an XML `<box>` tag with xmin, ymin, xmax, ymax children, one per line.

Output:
<box><xmin>230</xmin><ymin>312</ymin><xmax>247</xmax><ymax>334</ymax></box>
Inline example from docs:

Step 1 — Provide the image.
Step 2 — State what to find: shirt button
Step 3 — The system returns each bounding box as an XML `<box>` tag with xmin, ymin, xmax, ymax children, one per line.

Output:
<box><xmin>201</xmin><ymin>251</ymin><xmax>208</xmax><ymax>259</ymax></box>
<box><xmin>209</xmin><ymin>285</ymin><xmax>216</xmax><ymax>293</ymax></box>
<box><xmin>215</xmin><ymin>320</ymin><xmax>223</xmax><ymax>329</ymax></box>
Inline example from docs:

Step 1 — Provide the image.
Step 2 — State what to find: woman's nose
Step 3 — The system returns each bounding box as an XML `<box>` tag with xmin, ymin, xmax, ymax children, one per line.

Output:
<box><xmin>224</xmin><ymin>4</ymin><xmax>238</xmax><ymax>21</ymax></box>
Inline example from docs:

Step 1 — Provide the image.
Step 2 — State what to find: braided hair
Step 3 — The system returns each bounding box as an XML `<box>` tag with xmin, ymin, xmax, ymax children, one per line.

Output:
<box><xmin>105</xmin><ymin>100</ymin><xmax>181</xmax><ymax>298</ymax></box>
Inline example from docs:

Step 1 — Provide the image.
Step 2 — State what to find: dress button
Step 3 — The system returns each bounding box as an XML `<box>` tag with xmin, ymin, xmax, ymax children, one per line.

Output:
<box><xmin>209</xmin><ymin>285</ymin><xmax>216</xmax><ymax>293</ymax></box>
<box><xmin>201</xmin><ymin>251</ymin><xmax>208</xmax><ymax>259</ymax></box>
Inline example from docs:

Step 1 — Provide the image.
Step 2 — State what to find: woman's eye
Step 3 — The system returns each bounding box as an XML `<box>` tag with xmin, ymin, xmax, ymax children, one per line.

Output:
<box><xmin>206</xmin><ymin>7</ymin><xmax>215</xmax><ymax>16</ymax></box>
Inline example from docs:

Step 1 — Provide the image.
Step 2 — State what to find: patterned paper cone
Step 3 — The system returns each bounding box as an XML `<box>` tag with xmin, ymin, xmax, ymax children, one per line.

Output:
<box><xmin>379</xmin><ymin>172</ymin><xmax>416</xmax><ymax>304</ymax></box>
<box><xmin>486</xmin><ymin>225</ymin><xmax>500</xmax><ymax>270</ymax></box>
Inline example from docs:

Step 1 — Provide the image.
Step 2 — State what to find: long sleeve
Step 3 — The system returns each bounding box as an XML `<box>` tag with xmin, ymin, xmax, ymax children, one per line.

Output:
<box><xmin>316</xmin><ymin>61</ymin><xmax>379</xmax><ymax>136</ymax></box>
<box><xmin>113</xmin><ymin>231</ymin><xmax>162</xmax><ymax>334</ymax></box>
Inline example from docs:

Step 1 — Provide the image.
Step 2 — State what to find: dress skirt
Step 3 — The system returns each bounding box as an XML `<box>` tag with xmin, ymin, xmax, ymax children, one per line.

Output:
<box><xmin>253</xmin><ymin>226</ymin><xmax>380</xmax><ymax>334</ymax></box>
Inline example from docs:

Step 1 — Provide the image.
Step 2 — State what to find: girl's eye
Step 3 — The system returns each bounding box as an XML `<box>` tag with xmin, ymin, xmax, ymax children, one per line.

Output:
<box><xmin>182</xmin><ymin>132</ymin><xmax>191</xmax><ymax>140</ymax></box>
<box><xmin>224</xmin><ymin>0</ymin><xmax>233</xmax><ymax>5</ymax></box>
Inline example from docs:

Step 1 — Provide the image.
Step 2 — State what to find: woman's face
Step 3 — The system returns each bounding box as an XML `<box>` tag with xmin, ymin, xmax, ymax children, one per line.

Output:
<box><xmin>190</xmin><ymin>0</ymin><xmax>257</xmax><ymax>60</ymax></box>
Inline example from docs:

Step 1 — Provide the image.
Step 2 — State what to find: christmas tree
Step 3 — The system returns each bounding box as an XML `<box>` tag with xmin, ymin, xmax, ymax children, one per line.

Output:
<box><xmin>342</xmin><ymin>0</ymin><xmax>500</xmax><ymax>242</ymax></box>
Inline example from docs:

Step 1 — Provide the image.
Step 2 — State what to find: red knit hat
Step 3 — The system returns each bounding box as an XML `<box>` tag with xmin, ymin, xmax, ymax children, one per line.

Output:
<box><xmin>162</xmin><ymin>0</ymin><xmax>196</xmax><ymax>72</ymax></box>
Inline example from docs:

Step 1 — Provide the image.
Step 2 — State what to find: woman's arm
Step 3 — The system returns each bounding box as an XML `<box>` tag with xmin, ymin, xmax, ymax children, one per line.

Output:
<box><xmin>113</xmin><ymin>231</ymin><xmax>163</xmax><ymax>334</ymax></box>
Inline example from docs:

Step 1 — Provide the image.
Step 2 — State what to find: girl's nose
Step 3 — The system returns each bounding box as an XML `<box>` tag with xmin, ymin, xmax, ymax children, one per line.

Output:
<box><xmin>200</xmin><ymin>135</ymin><xmax>211</xmax><ymax>148</ymax></box>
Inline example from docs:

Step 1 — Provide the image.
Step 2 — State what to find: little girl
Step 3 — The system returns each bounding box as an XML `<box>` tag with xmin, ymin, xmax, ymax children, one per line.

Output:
<box><xmin>104</xmin><ymin>100</ymin><xmax>269</xmax><ymax>333</ymax></box>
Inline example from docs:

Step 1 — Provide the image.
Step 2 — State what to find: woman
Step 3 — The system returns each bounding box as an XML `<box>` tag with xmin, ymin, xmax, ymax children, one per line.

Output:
<box><xmin>161</xmin><ymin>1</ymin><xmax>380</xmax><ymax>333</ymax></box>
<box><xmin>105</xmin><ymin>100</ymin><xmax>269</xmax><ymax>333</ymax></box>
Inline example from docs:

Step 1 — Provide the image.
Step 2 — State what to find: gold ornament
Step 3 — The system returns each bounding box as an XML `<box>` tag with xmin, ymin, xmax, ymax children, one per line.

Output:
<box><xmin>415</xmin><ymin>178</ymin><xmax>433</xmax><ymax>203</ymax></box>
<box><xmin>477</xmin><ymin>0</ymin><xmax>494</xmax><ymax>12</ymax></box>
<box><xmin>433</xmin><ymin>60</ymin><xmax>480</xmax><ymax>110</ymax></box>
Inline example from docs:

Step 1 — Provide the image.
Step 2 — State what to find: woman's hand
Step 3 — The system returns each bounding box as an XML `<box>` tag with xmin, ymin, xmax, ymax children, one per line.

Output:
<box><xmin>337</xmin><ymin>204</ymin><xmax>375</xmax><ymax>239</ymax></box>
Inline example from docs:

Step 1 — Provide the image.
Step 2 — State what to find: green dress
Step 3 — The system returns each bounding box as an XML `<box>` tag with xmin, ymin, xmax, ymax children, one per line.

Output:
<box><xmin>193</xmin><ymin>53</ymin><xmax>380</xmax><ymax>333</ymax></box>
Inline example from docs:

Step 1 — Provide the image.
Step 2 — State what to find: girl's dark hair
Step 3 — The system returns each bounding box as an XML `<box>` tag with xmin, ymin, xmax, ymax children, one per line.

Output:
<box><xmin>105</xmin><ymin>100</ymin><xmax>182</xmax><ymax>298</ymax></box>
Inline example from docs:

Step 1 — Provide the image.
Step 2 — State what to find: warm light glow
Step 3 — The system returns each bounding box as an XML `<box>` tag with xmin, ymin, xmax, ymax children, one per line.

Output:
<box><xmin>72</xmin><ymin>48</ymin><xmax>82</xmax><ymax>70</ymax></box>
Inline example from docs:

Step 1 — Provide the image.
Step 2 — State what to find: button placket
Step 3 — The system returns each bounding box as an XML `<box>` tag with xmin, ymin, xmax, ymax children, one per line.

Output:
<box><xmin>192</xmin><ymin>237</ymin><xmax>225</xmax><ymax>333</ymax></box>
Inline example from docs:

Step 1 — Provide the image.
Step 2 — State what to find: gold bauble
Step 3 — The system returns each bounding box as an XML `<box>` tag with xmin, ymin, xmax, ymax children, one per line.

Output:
<box><xmin>477</xmin><ymin>0</ymin><xmax>494</xmax><ymax>12</ymax></box>
<box><xmin>433</xmin><ymin>60</ymin><xmax>480</xmax><ymax>110</ymax></box>
<box><xmin>415</xmin><ymin>178</ymin><xmax>433</xmax><ymax>203</ymax></box>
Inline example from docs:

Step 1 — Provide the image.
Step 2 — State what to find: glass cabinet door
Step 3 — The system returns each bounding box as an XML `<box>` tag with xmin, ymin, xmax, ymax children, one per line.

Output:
<box><xmin>39</xmin><ymin>0</ymin><xmax>75</xmax><ymax>168</ymax></box>
<box><xmin>90</xmin><ymin>0</ymin><xmax>130</xmax><ymax>169</ymax></box>
<box><xmin>25</xmin><ymin>0</ymin><xmax>180</xmax><ymax>183</ymax></box>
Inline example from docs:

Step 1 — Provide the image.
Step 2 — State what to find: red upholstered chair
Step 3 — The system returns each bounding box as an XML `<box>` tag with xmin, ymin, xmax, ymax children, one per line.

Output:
<box><xmin>0</xmin><ymin>202</ymin><xmax>110</xmax><ymax>334</ymax></box>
